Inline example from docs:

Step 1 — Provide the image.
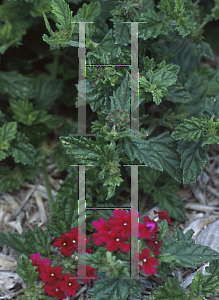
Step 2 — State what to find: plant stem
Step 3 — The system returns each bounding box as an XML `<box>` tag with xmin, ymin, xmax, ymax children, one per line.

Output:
<box><xmin>42</xmin><ymin>158</ymin><xmax>55</xmax><ymax>215</ymax></box>
<box><xmin>51</xmin><ymin>49</ymin><xmax>60</xmax><ymax>79</ymax></box>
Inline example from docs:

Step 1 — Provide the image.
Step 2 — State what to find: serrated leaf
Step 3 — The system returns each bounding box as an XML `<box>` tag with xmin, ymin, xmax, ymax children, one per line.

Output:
<box><xmin>157</xmin><ymin>219</ymin><xmax>169</xmax><ymax>241</ymax></box>
<box><xmin>138</xmin><ymin>167</ymin><xmax>160</xmax><ymax>194</ymax></box>
<box><xmin>163</xmin><ymin>238</ymin><xmax>219</xmax><ymax>268</ymax></box>
<box><xmin>0</xmin><ymin>122</ymin><xmax>17</xmax><ymax>161</ymax></box>
<box><xmin>152</xmin><ymin>184</ymin><xmax>185</xmax><ymax>221</ymax></box>
<box><xmin>24</xmin><ymin>227</ymin><xmax>51</xmax><ymax>257</ymax></box>
<box><xmin>195</xmin><ymin>41</ymin><xmax>214</xmax><ymax>60</ymax></box>
<box><xmin>11</xmin><ymin>132</ymin><xmax>36</xmax><ymax>165</ymax></box>
<box><xmin>206</xmin><ymin>259</ymin><xmax>219</xmax><ymax>277</ymax></box>
<box><xmin>16</xmin><ymin>254</ymin><xmax>39</xmax><ymax>284</ymax></box>
<box><xmin>36</xmin><ymin>111</ymin><xmax>62</xmax><ymax>129</ymax></box>
<box><xmin>166</xmin><ymin>84</ymin><xmax>192</xmax><ymax>103</ymax></box>
<box><xmin>75</xmin><ymin>248</ymin><xmax>108</xmax><ymax>269</ymax></box>
<box><xmin>0</xmin><ymin>71</ymin><xmax>35</xmax><ymax>100</ymax></box>
<box><xmin>0</xmin><ymin>230</ymin><xmax>35</xmax><ymax>256</ymax></box>
<box><xmin>202</xmin><ymin>96</ymin><xmax>219</xmax><ymax>118</ymax></box>
<box><xmin>87</xmin><ymin>276</ymin><xmax>142</xmax><ymax>300</ymax></box>
<box><xmin>0</xmin><ymin>166</ymin><xmax>26</xmax><ymax>193</ymax></box>
<box><xmin>138</xmin><ymin>9</ymin><xmax>169</xmax><ymax>40</ymax></box>
<box><xmin>9</xmin><ymin>98</ymin><xmax>39</xmax><ymax>125</ymax></box>
<box><xmin>171</xmin><ymin>117</ymin><xmax>203</xmax><ymax>141</ymax></box>
<box><xmin>139</xmin><ymin>62</ymin><xmax>180</xmax><ymax>105</ymax></box>
<box><xmin>0</xmin><ymin>227</ymin><xmax>51</xmax><ymax>257</ymax></box>
<box><xmin>76</xmin><ymin>2</ymin><xmax>101</xmax><ymax>21</ymax></box>
<box><xmin>189</xmin><ymin>270</ymin><xmax>206</xmax><ymax>297</ymax></box>
<box><xmin>33</xmin><ymin>75</ymin><xmax>63</xmax><ymax>111</ymax></box>
<box><xmin>122</xmin><ymin>132</ymin><xmax>183</xmax><ymax>183</ymax></box>
<box><xmin>113</xmin><ymin>20</ymin><xmax>130</xmax><ymax>46</ymax></box>
<box><xmin>46</xmin><ymin>183</ymin><xmax>79</xmax><ymax>237</ymax></box>
<box><xmin>51</xmin><ymin>0</ymin><xmax>73</xmax><ymax>29</ymax></box>
<box><xmin>177</xmin><ymin>139</ymin><xmax>209</xmax><ymax>184</ymax></box>
<box><xmin>146</xmin><ymin>276</ymin><xmax>187</xmax><ymax>300</ymax></box>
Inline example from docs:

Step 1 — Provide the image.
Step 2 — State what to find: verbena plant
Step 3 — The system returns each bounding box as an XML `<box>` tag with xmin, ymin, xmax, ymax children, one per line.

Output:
<box><xmin>1</xmin><ymin>0</ymin><xmax>219</xmax><ymax>299</ymax></box>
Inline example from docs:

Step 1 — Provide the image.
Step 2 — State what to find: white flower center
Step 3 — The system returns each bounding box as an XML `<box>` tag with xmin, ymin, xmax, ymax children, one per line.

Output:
<box><xmin>63</xmin><ymin>242</ymin><xmax>66</xmax><ymax>246</ymax></box>
<box><xmin>55</xmin><ymin>288</ymin><xmax>59</xmax><ymax>291</ymax></box>
<box><xmin>143</xmin><ymin>258</ymin><xmax>147</xmax><ymax>262</ymax></box>
<box><xmin>51</xmin><ymin>273</ymin><xmax>54</xmax><ymax>276</ymax></box>
<box><xmin>73</xmin><ymin>240</ymin><xmax>76</xmax><ymax>243</ymax></box>
<box><xmin>124</xmin><ymin>222</ymin><xmax>127</xmax><ymax>225</ymax></box>
<box><xmin>116</xmin><ymin>238</ymin><xmax>120</xmax><ymax>241</ymax></box>
<box><xmin>68</xmin><ymin>282</ymin><xmax>72</xmax><ymax>286</ymax></box>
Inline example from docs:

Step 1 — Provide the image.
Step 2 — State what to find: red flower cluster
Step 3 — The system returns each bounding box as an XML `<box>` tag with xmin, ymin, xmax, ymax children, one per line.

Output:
<box><xmin>30</xmin><ymin>228</ymin><xmax>99</xmax><ymax>300</ymax></box>
<box><xmin>30</xmin><ymin>209</ymin><xmax>171</xmax><ymax>298</ymax></box>
<box><xmin>92</xmin><ymin>209</ymin><xmax>171</xmax><ymax>276</ymax></box>
<box><xmin>30</xmin><ymin>252</ymin><xmax>72</xmax><ymax>299</ymax></box>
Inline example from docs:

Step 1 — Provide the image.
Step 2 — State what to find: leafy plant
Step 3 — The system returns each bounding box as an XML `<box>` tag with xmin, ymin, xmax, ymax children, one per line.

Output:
<box><xmin>1</xmin><ymin>0</ymin><xmax>219</xmax><ymax>299</ymax></box>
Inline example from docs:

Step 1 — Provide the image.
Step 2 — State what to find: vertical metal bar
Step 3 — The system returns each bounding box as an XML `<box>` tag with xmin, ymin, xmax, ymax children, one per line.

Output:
<box><xmin>78</xmin><ymin>165</ymin><xmax>86</xmax><ymax>279</ymax></box>
<box><xmin>70</xmin><ymin>22</ymin><xmax>95</xmax><ymax>137</ymax></box>
<box><xmin>131</xmin><ymin>23</ymin><xmax>139</xmax><ymax>137</ymax></box>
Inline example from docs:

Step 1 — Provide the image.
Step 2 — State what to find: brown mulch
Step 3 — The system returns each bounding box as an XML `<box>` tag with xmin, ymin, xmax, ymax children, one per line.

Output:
<box><xmin>1</xmin><ymin>56</ymin><xmax>219</xmax><ymax>300</ymax></box>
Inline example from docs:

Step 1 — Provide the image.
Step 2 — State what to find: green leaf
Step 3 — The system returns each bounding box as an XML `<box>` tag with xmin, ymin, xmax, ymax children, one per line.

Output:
<box><xmin>9</xmin><ymin>98</ymin><xmax>39</xmax><ymax>126</ymax></box>
<box><xmin>87</xmin><ymin>276</ymin><xmax>142</xmax><ymax>300</ymax></box>
<box><xmin>138</xmin><ymin>9</ymin><xmax>169</xmax><ymax>40</ymax></box>
<box><xmin>122</xmin><ymin>132</ymin><xmax>183</xmax><ymax>183</ymax></box>
<box><xmin>171</xmin><ymin>117</ymin><xmax>203</xmax><ymax>141</ymax></box>
<box><xmin>166</xmin><ymin>84</ymin><xmax>192</xmax><ymax>103</ymax></box>
<box><xmin>162</xmin><ymin>229</ymin><xmax>219</xmax><ymax>268</ymax></box>
<box><xmin>177</xmin><ymin>139</ymin><xmax>209</xmax><ymax>184</ymax></box>
<box><xmin>0</xmin><ymin>71</ymin><xmax>35</xmax><ymax>100</ymax></box>
<box><xmin>51</xmin><ymin>0</ymin><xmax>73</xmax><ymax>30</ymax></box>
<box><xmin>0</xmin><ymin>166</ymin><xmax>26</xmax><ymax>193</ymax></box>
<box><xmin>35</xmin><ymin>111</ymin><xmax>62</xmax><ymax>130</ymax></box>
<box><xmin>202</xmin><ymin>96</ymin><xmax>219</xmax><ymax>118</ymax></box>
<box><xmin>11</xmin><ymin>132</ymin><xmax>36</xmax><ymax>165</ymax></box>
<box><xmin>113</xmin><ymin>20</ymin><xmax>130</xmax><ymax>46</ymax></box>
<box><xmin>0</xmin><ymin>122</ymin><xmax>17</xmax><ymax>161</ymax></box>
<box><xmin>138</xmin><ymin>167</ymin><xmax>161</xmax><ymax>194</ymax></box>
<box><xmin>76</xmin><ymin>1</ymin><xmax>101</xmax><ymax>21</ymax></box>
<box><xmin>46</xmin><ymin>183</ymin><xmax>79</xmax><ymax>237</ymax></box>
<box><xmin>146</xmin><ymin>276</ymin><xmax>188</xmax><ymax>300</ymax></box>
<box><xmin>157</xmin><ymin>219</ymin><xmax>169</xmax><ymax>241</ymax></box>
<box><xmin>33</xmin><ymin>75</ymin><xmax>63</xmax><ymax>111</ymax></box>
<box><xmin>189</xmin><ymin>270</ymin><xmax>206</xmax><ymax>298</ymax></box>
<box><xmin>0</xmin><ymin>227</ymin><xmax>51</xmax><ymax>257</ymax></box>
<box><xmin>195</xmin><ymin>41</ymin><xmax>214</xmax><ymax>60</ymax></box>
<box><xmin>152</xmin><ymin>183</ymin><xmax>185</xmax><ymax>221</ymax></box>
<box><xmin>16</xmin><ymin>254</ymin><xmax>39</xmax><ymax>284</ymax></box>
<box><xmin>139</xmin><ymin>61</ymin><xmax>180</xmax><ymax>105</ymax></box>
<box><xmin>206</xmin><ymin>258</ymin><xmax>219</xmax><ymax>277</ymax></box>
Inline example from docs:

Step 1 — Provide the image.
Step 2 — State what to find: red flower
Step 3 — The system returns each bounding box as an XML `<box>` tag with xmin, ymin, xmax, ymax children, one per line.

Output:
<box><xmin>85</xmin><ymin>247</ymin><xmax>92</xmax><ymax>254</ymax></box>
<box><xmin>60</xmin><ymin>273</ymin><xmax>80</xmax><ymax>297</ymax></box>
<box><xmin>92</xmin><ymin>217</ymin><xmax>115</xmax><ymax>245</ymax></box>
<box><xmin>30</xmin><ymin>253</ymin><xmax>51</xmax><ymax>273</ymax></box>
<box><xmin>43</xmin><ymin>281</ymin><xmax>66</xmax><ymax>300</ymax></box>
<box><xmin>53</xmin><ymin>227</ymin><xmax>89</xmax><ymax>256</ymax></box>
<box><xmin>53</xmin><ymin>233</ymin><xmax>75</xmax><ymax>256</ymax></box>
<box><xmin>146</xmin><ymin>234</ymin><xmax>163</xmax><ymax>255</ymax></box>
<box><xmin>108</xmin><ymin>209</ymin><xmax>138</xmax><ymax>238</ymax></box>
<box><xmin>40</xmin><ymin>265</ymin><xmax>64</xmax><ymax>285</ymax></box>
<box><xmin>38</xmin><ymin>258</ymin><xmax>51</xmax><ymax>274</ymax></box>
<box><xmin>100</xmin><ymin>227</ymin><xmax>131</xmax><ymax>252</ymax></box>
<box><xmin>154</xmin><ymin>210</ymin><xmax>171</xmax><ymax>224</ymax></box>
<box><xmin>133</xmin><ymin>248</ymin><xmax>159</xmax><ymax>275</ymax></box>
<box><xmin>67</xmin><ymin>227</ymin><xmax>89</xmax><ymax>253</ymax></box>
<box><xmin>138</xmin><ymin>216</ymin><xmax>159</xmax><ymax>239</ymax></box>
<box><xmin>77</xmin><ymin>264</ymin><xmax>99</xmax><ymax>284</ymax></box>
